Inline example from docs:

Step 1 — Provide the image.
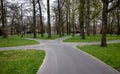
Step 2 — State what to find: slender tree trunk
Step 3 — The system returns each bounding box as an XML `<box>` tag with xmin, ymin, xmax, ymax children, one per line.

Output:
<box><xmin>1</xmin><ymin>0</ymin><xmax>8</xmax><ymax>38</ymax></box>
<box><xmin>20</xmin><ymin>5</ymin><xmax>24</xmax><ymax>38</ymax></box>
<box><xmin>55</xmin><ymin>14</ymin><xmax>59</xmax><ymax>35</ymax></box>
<box><xmin>117</xmin><ymin>8</ymin><xmax>120</xmax><ymax>36</ymax></box>
<box><xmin>110</xmin><ymin>18</ymin><xmax>114</xmax><ymax>36</ymax></box>
<box><xmin>66</xmin><ymin>0</ymin><xmax>70</xmax><ymax>35</ymax></box>
<box><xmin>71</xmin><ymin>0</ymin><xmax>75</xmax><ymax>37</ymax></box>
<box><xmin>47</xmin><ymin>0</ymin><xmax>51</xmax><ymax>38</ymax></box>
<box><xmin>107</xmin><ymin>13</ymin><xmax>110</xmax><ymax>34</ymax></box>
<box><xmin>72</xmin><ymin>12</ymin><xmax>75</xmax><ymax>37</ymax></box>
<box><xmin>11</xmin><ymin>15</ymin><xmax>14</xmax><ymax>35</ymax></box>
<box><xmin>33</xmin><ymin>0</ymin><xmax>37</xmax><ymax>38</ymax></box>
<box><xmin>101</xmin><ymin>0</ymin><xmax>108</xmax><ymax>47</ymax></box>
<box><xmin>79</xmin><ymin>0</ymin><xmax>85</xmax><ymax>39</ymax></box>
<box><xmin>38</xmin><ymin>0</ymin><xmax>44</xmax><ymax>37</ymax></box>
<box><xmin>68</xmin><ymin>4</ymin><xmax>71</xmax><ymax>35</ymax></box>
<box><xmin>61</xmin><ymin>17</ymin><xmax>64</xmax><ymax>36</ymax></box>
<box><xmin>58</xmin><ymin>0</ymin><xmax>62</xmax><ymax>37</ymax></box>
<box><xmin>86</xmin><ymin>0</ymin><xmax>90</xmax><ymax>36</ymax></box>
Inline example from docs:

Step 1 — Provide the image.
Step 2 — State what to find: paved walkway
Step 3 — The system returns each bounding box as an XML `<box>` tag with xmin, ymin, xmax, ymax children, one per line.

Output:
<box><xmin>0</xmin><ymin>36</ymin><xmax>120</xmax><ymax>74</ymax></box>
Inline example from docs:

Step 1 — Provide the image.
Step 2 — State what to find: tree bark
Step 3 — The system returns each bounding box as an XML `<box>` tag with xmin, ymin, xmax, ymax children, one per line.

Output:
<box><xmin>79</xmin><ymin>0</ymin><xmax>85</xmax><ymax>39</ymax></box>
<box><xmin>117</xmin><ymin>8</ymin><xmax>120</xmax><ymax>36</ymax></box>
<box><xmin>1</xmin><ymin>0</ymin><xmax>8</xmax><ymax>38</ymax></box>
<box><xmin>86</xmin><ymin>0</ymin><xmax>90</xmax><ymax>36</ymax></box>
<box><xmin>33</xmin><ymin>0</ymin><xmax>37</xmax><ymax>38</ymax></box>
<box><xmin>47</xmin><ymin>0</ymin><xmax>51</xmax><ymax>38</ymax></box>
<box><xmin>101</xmin><ymin>0</ymin><xmax>108</xmax><ymax>47</ymax></box>
<box><xmin>58</xmin><ymin>0</ymin><xmax>62</xmax><ymax>37</ymax></box>
<box><xmin>38</xmin><ymin>0</ymin><xmax>44</xmax><ymax>37</ymax></box>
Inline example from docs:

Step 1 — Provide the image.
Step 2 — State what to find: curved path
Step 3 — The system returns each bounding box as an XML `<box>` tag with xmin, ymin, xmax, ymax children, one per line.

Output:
<box><xmin>0</xmin><ymin>37</ymin><xmax>120</xmax><ymax>74</ymax></box>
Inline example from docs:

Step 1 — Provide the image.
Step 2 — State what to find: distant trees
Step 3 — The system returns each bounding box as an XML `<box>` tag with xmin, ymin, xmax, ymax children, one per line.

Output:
<box><xmin>51</xmin><ymin>0</ymin><xmax>66</xmax><ymax>37</ymax></box>
<box><xmin>0</xmin><ymin>0</ymin><xmax>120</xmax><ymax>47</ymax></box>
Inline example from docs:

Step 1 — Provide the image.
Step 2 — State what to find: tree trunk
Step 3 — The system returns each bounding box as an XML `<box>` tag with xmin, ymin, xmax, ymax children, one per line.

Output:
<box><xmin>79</xmin><ymin>0</ymin><xmax>85</xmax><ymax>39</ymax></box>
<box><xmin>66</xmin><ymin>0</ymin><xmax>69</xmax><ymax>35</ymax></box>
<box><xmin>38</xmin><ymin>0</ymin><xmax>44</xmax><ymax>37</ymax></box>
<box><xmin>93</xmin><ymin>18</ymin><xmax>96</xmax><ymax>35</ymax></box>
<box><xmin>117</xmin><ymin>8</ymin><xmax>120</xmax><ymax>36</ymax></box>
<box><xmin>58</xmin><ymin>0</ymin><xmax>62</xmax><ymax>37</ymax></box>
<box><xmin>71</xmin><ymin>7</ymin><xmax>75</xmax><ymax>37</ymax></box>
<box><xmin>101</xmin><ymin>0</ymin><xmax>108</xmax><ymax>47</ymax></box>
<box><xmin>68</xmin><ymin>4</ymin><xmax>71</xmax><ymax>35</ymax></box>
<box><xmin>33</xmin><ymin>0</ymin><xmax>37</xmax><ymax>38</ymax></box>
<box><xmin>47</xmin><ymin>0</ymin><xmax>51</xmax><ymax>38</ymax></box>
<box><xmin>86</xmin><ymin>0</ymin><xmax>90</xmax><ymax>36</ymax></box>
<box><xmin>1</xmin><ymin>0</ymin><xmax>8</xmax><ymax>38</ymax></box>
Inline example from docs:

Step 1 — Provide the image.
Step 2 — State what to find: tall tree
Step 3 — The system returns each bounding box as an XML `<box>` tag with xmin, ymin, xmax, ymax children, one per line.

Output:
<box><xmin>58</xmin><ymin>0</ymin><xmax>62</xmax><ymax>37</ymax></box>
<box><xmin>32</xmin><ymin>0</ymin><xmax>37</xmax><ymax>38</ymax></box>
<box><xmin>71</xmin><ymin>0</ymin><xmax>76</xmax><ymax>37</ymax></box>
<box><xmin>101</xmin><ymin>0</ymin><xmax>120</xmax><ymax>47</ymax></box>
<box><xmin>37</xmin><ymin>0</ymin><xmax>44</xmax><ymax>37</ymax></box>
<box><xmin>1</xmin><ymin>0</ymin><xmax>8</xmax><ymax>38</ymax></box>
<box><xmin>117</xmin><ymin>7</ymin><xmax>120</xmax><ymax>36</ymax></box>
<box><xmin>65</xmin><ymin>0</ymin><xmax>71</xmax><ymax>35</ymax></box>
<box><xmin>79</xmin><ymin>0</ymin><xmax>85</xmax><ymax>39</ymax></box>
<box><xmin>47</xmin><ymin>0</ymin><xmax>51</xmax><ymax>38</ymax></box>
<box><xmin>101</xmin><ymin>0</ymin><xmax>108</xmax><ymax>47</ymax></box>
<box><xmin>86</xmin><ymin>0</ymin><xmax>90</xmax><ymax>36</ymax></box>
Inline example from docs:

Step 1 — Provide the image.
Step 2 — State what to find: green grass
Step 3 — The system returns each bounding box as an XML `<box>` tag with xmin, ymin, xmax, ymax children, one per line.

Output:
<box><xmin>77</xmin><ymin>43</ymin><xmax>120</xmax><ymax>72</ymax></box>
<box><xmin>23</xmin><ymin>34</ymin><xmax>67</xmax><ymax>40</ymax></box>
<box><xmin>64</xmin><ymin>34</ymin><xmax>120</xmax><ymax>42</ymax></box>
<box><xmin>0</xmin><ymin>50</ymin><xmax>45</xmax><ymax>74</ymax></box>
<box><xmin>0</xmin><ymin>36</ymin><xmax>39</xmax><ymax>47</ymax></box>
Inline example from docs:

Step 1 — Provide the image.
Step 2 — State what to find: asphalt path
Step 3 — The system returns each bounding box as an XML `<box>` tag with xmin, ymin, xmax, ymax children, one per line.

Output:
<box><xmin>0</xmin><ymin>37</ymin><xmax>120</xmax><ymax>74</ymax></box>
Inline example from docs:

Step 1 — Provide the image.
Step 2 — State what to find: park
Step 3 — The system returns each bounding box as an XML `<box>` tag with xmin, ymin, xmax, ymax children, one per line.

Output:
<box><xmin>0</xmin><ymin>0</ymin><xmax>120</xmax><ymax>74</ymax></box>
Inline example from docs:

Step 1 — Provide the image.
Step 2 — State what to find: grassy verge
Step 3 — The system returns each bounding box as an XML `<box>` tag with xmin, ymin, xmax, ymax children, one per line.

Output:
<box><xmin>64</xmin><ymin>34</ymin><xmax>120</xmax><ymax>42</ymax></box>
<box><xmin>0</xmin><ymin>36</ymin><xmax>39</xmax><ymax>47</ymax></box>
<box><xmin>77</xmin><ymin>43</ymin><xmax>120</xmax><ymax>71</ymax></box>
<box><xmin>0</xmin><ymin>50</ymin><xmax>45</xmax><ymax>74</ymax></box>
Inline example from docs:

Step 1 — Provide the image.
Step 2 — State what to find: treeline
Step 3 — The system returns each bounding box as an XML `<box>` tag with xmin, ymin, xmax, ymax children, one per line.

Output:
<box><xmin>0</xmin><ymin>0</ymin><xmax>120</xmax><ymax>47</ymax></box>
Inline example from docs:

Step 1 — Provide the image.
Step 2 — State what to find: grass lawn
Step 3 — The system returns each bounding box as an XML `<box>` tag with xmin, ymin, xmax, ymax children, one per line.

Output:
<box><xmin>0</xmin><ymin>50</ymin><xmax>45</xmax><ymax>74</ymax></box>
<box><xmin>64</xmin><ymin>34</ymin><xmax>120</xmax><ymax>42</ymax></box>
<box><xmin>0</xmin><ymin>36</ymin><xmax>39</xmax><ymax>47</ymax></box>
<box><xmin>77</xmin><ymin>43</ymin><xmax>120</xmax><ymax>72</ymax></box>
<box><xmin>23</xmin><ymin>34</ymin><xmax>68</xmax><ymax>40</ymax></box>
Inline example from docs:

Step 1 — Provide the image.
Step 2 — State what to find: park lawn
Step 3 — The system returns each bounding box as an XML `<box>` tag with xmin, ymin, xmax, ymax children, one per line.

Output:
<box><xmin>23</xmin><ymin>34</ymin><xmax>67</xmax><ymax>40</ymax></box>
<box><xmin>64</xmin><ymin>34</ymin><xmax>120</xmax><ymax>42</ymax></box>
<box><xmin>0</xmin><ymin>50</ymin><xmax>45</xmax><ymax>74</ymax></box>
<box><xmin>77</xmin><ymin>43</ymin><xmax>120</xmax><ymax>72</ymax></box>
<box><xmin>0</xmin><ymin>36</ymin><xmax>39</xmax><ymax>47</ymax></box>
<box><xmin>39</xmin><ymin>34</ymin><xmax>60</xmax><ymax>40</ymax></box>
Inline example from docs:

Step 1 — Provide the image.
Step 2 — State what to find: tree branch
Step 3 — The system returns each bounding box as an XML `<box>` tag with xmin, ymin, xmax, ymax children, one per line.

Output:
<box><xmin>107</xmin><ymin>0</ymin><xmax>120</xmax><ymax>12</ymax></box>
<box><xmin>108</xmin><ymin>0</ymin><xmax>114</xmax><ymax>3</ymax></box>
